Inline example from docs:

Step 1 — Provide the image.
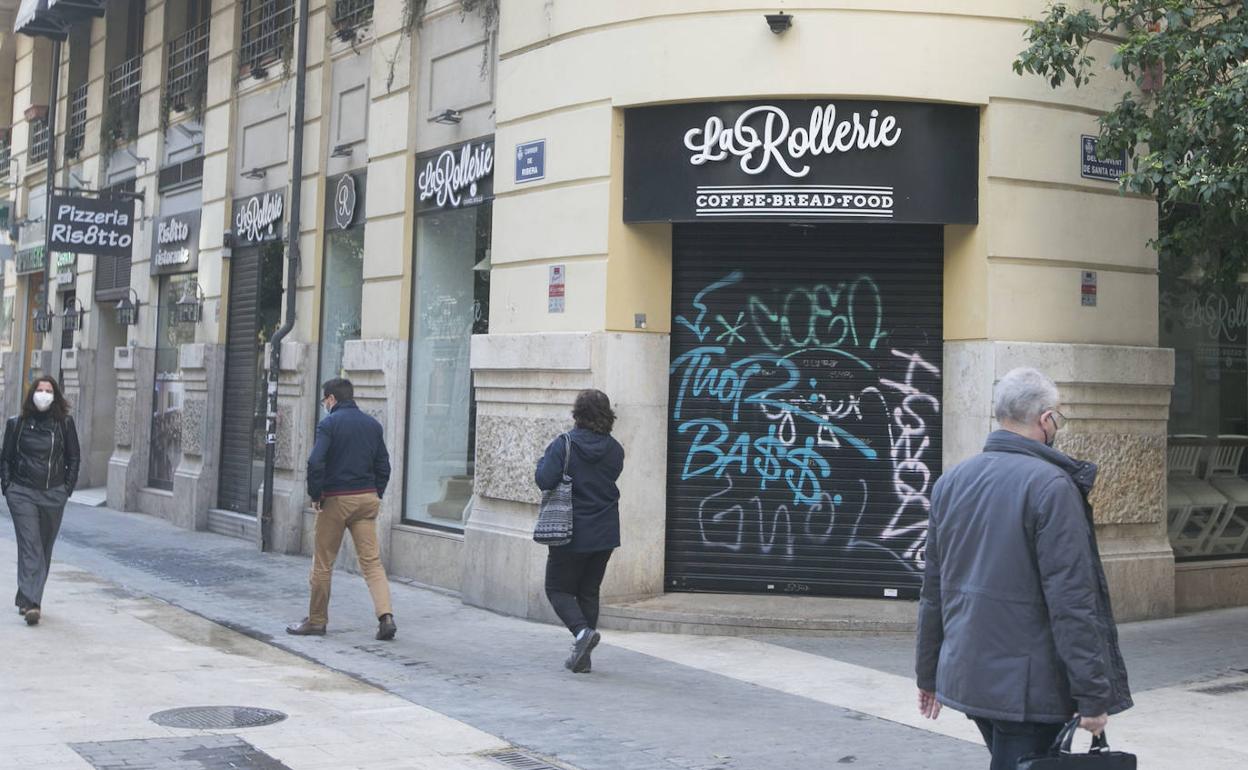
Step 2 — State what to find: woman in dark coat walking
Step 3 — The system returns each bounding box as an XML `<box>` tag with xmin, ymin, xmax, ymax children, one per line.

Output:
<box><xmin>535</xmin><ymin>389</ymin><xmax>625</xmax><ymax>673</ymax></box>
<box><xmin>1</xmin><ymin>376</ymin><xmax>81</xmax><ymax>626</ymax></box>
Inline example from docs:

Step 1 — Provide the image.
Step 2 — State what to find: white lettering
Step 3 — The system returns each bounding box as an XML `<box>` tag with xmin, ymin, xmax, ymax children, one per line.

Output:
<box><xmin>684</xmin><ymin>104</ymin><xmax>903</xmax><ymax>179</ymax></box>
<box><xmin>417</xmin><ymin>142</ymin><xmax>495</xmax><ymax>209</ymax></box>
<box><xmin>234</xmin><ymin>193</ymin><xmax>285</xmax><ymax>243</ymax></box>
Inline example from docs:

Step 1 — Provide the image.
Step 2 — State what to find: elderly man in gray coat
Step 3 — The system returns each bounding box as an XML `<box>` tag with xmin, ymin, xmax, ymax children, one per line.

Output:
<box><xmin>915</xmin><ymin>367</ymin><xmax>1132</xmax><ymax>769</ymax></box>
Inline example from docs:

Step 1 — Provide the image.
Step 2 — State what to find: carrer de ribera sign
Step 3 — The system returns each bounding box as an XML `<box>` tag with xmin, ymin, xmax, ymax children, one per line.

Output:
<box><xmin>623</xmin><ymin>100</ymin><xmax>979</xmax><ymax>224</ymax></box>
<box><xmin>48</xmin><ymin>194</ymin><xmax>137</xmax><ymax>256</ymax></box>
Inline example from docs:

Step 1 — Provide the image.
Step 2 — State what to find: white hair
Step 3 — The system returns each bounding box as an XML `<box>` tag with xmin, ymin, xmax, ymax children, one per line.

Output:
<box><xmin>993</xmin><ymin>367</ymin><xmax>1060</xmax><ymax>425</ymax></box>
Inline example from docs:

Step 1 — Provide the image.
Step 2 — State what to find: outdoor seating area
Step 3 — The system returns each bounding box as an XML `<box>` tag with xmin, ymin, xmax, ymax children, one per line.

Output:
<box><xmin>1167</xmin><ymin>435</ymin><xmax>1248</xmax><ymax>559</ymax></box>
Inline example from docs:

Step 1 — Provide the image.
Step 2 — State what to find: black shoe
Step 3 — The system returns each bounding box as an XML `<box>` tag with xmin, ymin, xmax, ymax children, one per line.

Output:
<box><xmin>285</xmin><ymin>619</ymin><xmax>326</xmax><ymax>636</ymax></box>
<box><xmin>577</xmin><ymin>650</ymin><xmax>592</xmax><ymax>674</ymax></box>
<box><xmin>376</xmin><ymin>614</ymin><xmax>397</xmax><ymax>641</ymax></box>
<box><xmin>24</xmin><ymin>607</ymin><xmax>40</xmax><ymax>626</ymax></box>
<box><xmin>17</xmin><ymin>606</ymin><xmax>27</xmax><ymax>616</ymax></box>
<box><xmin>564</xmin><ymin>629</ymin><xmax>600</xmax><ymax>672</ymax></box>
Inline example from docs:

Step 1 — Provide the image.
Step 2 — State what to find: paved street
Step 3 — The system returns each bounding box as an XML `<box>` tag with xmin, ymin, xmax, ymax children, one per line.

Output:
<box><xmin>2</xmin><ymin>500</ymin><xmax>1246</xmax><ymax>770</ymax></box>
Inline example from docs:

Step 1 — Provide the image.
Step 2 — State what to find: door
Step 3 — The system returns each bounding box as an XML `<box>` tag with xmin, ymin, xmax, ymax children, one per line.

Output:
<box><xmin>217</xmin><ymin>241</ymin><xmax>283</xmax><ymax>514</ymax></box>
<box><xmin>666</xmin><ymin>223</ymin><xmax>943</xmax><ymax>599</ymax></box>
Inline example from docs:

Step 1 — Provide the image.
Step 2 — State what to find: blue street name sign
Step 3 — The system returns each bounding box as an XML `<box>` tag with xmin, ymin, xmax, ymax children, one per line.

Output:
<box><xmin>515</xmin><ymin>139</ymin><xmax>546</xmax><ymax>184</ymax></box>
<box><xmin>1080</xmin><ymin>135</ymin><xmax>1126</xmax><ymax>182</ymax></box>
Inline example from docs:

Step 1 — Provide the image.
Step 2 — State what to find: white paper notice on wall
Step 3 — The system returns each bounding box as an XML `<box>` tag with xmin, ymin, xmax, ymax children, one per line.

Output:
<box><xmin>1081</xmin><ymin>270</ymin><xmax>1097</xmax><ymax>307</ymax></box>
<box><xmin>549</xmin><ymin>265</ymin><xmax>566</xmax><ymax>313</ymax></box>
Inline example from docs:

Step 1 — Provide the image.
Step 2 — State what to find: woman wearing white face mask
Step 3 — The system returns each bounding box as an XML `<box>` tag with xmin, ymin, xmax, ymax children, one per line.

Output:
<box><xmin>1</xmin><ymin>376</ymin><xmax>80</xmax><ymax>626</ymax></box>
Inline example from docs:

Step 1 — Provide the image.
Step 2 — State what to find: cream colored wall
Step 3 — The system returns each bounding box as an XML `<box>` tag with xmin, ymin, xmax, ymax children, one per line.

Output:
<box><xmin>492</xmin><ymin>1</ymin><xmax>1158</xmax><ymax>347</ymax></box>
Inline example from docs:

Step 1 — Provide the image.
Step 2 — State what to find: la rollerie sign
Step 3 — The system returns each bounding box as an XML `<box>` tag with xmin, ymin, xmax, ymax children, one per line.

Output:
<box><xmin>48</xmin><ymin>195</ymin><xmax>137</xmax><ymax>257</ymax></box>
<box><xmin>415</xmin><ymin>137</ymin><xmax>495</xmax><ymax>213</ymax></box>
<box><xmin>623</xmin><ymin>100</ymin><xmax>979</xmax><ymax>224</ymax></box>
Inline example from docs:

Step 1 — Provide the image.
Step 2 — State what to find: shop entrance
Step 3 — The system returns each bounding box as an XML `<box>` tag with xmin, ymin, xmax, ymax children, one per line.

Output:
<box><xmin>217</xmin><ymin>241</ymin><xmax>283</xmax><ymax>515</ymax></box>
<box><xmin>665</xmin><ymin>223</ymin><xmax>943</xmax><ymax>599</ymax></box>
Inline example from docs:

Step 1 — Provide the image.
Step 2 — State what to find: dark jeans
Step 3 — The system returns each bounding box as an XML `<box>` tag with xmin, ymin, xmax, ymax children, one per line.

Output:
<box><xmin>544</xmin><ymin>548</ymin><xmax>613</xmax><ymax>636</ymax></box>
<box><xmin>972</xmin><ymin>717</ymin><xmax>1064</xmax><ymax>770</ymax></box>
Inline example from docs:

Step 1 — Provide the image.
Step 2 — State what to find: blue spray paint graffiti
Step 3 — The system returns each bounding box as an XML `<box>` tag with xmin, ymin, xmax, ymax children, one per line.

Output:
<box><xmin>671</xmin><ymin>270</ymin><xmax>941</xmax><ymax>577</ymax></box>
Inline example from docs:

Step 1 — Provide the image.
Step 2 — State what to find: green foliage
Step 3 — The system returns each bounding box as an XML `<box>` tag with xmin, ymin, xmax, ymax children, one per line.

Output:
<box><xmin>1014</xmin><ymin>1</ymin><xmax>1248</xmax><ymax>280</ymax></box>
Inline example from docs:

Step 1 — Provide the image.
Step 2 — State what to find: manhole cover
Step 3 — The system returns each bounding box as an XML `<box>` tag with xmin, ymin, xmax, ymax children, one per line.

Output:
<box><xmin>150</xmin><ymin>706</ymin><xmax>287</xmax><ymax>730</ymax></box>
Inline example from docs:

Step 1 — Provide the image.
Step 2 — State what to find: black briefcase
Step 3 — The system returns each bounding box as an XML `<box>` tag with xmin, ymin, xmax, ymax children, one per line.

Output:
<box><xmin>1018</xmin><ymin>718</ymin><xmax>1137</xmax><ymax>769</ymax></box>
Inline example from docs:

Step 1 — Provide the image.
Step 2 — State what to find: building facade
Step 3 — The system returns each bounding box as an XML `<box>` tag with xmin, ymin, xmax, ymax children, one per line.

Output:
<box><xmin>0</xmin><ymin>1</ymin><xmax>1242</xmax><ymax>628</ymax></box>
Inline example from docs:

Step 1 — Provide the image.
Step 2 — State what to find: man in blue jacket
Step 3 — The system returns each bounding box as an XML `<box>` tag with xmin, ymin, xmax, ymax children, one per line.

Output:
<box><xmin>915</xmin><ymin>367</ymin><xmax>1132</xmax><ymax>769</ymax></box>
<box><xmin>287</xmin><ymin>378</ymin><xmax>396</xmax><ymax>641</ymax></box>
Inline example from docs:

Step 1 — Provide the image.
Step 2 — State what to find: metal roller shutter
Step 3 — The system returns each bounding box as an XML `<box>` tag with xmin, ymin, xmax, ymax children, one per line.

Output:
<box><xmin>218</xmin><ymin>247</ymin><xmax>261</xmax><ymax>514</ymax></box>
<box><xmin>666</xmin><ymin>223</ymin><xmax>944</xmax><ymax>599</ymax></box>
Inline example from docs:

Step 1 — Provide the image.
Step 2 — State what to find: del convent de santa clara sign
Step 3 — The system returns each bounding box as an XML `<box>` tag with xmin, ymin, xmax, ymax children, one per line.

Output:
<box><xmin>624</xmin><ymin>100</ymin><xmax>978</xmax><ymax>225</ymax></box>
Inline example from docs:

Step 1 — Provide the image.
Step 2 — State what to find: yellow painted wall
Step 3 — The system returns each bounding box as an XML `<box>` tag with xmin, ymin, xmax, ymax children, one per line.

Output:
<box><xmin>492</xmin><ymin>1</ymin><xmax>1158</xmax><ymax>347</ymax></box>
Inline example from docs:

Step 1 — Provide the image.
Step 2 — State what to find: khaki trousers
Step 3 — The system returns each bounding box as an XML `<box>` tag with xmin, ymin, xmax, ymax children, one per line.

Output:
<box><xmin>308</xmin><ymin>492</ymin><xmax>393</xmax><ymax>625</ymax></box>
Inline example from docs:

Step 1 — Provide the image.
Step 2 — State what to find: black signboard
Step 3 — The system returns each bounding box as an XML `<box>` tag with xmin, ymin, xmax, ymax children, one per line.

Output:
<box><xmin>232</xmin><ymin>190</ymin><xmax>285</xmax><ymax>246</ymax></box>
<box><xmin>151</xmin><ymin>209</ymin><xmax>201</xmax><ymax>275</ymax></box>
<box><xmin>1080</xmin><ymin>135</ymin><xmax>1127</xmax><ymax>182</ymax></box>
<box><xmin>624</xmin><ymin>101</ymin><xmax>978</xmax><ymax>224</ymax></box>
<box><xmin>326</xmin><ymin>172</ymin><xmax>366</xmax><ymax>230</ymax></box>
<box><xmin>49</xmin><ymin>194</ymin><xmax>137</xmax><ymax>256</ymax></box>
<box><xmin>15</xmin><ymin>245</ymin><xmax>45</xmax><ymax>274</ymax></box>
<box><xmin>415</xmin><ymin>137</ymin><xmax>494</xmax><ymax>213</ymax></box>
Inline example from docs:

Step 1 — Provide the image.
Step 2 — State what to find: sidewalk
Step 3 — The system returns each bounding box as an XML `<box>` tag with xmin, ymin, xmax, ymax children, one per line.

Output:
<box><xmin>3</xmin><ymin>499</ymin><xmax>1247</xmax><ymax>769</ymax></box>
<box><xmin>0</xmin><ymin>537</ymin><xmax>509</xmax><ymax>770</ymax></box>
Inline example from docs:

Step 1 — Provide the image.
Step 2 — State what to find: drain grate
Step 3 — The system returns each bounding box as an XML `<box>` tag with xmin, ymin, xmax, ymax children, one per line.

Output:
<box><xmin>150</xmin><ymin>706</ymin><xmax>287</xmax><ymax>729</ymax></box>
<box><xmin>1194</xmin><ymin>680</ymin><xmax>1248</xmax><ymax>696</ymax></box>
<box><xmin>487</xmin><ymin>749</ymin><xmax>569</xmax><ymax>770</ymax></box>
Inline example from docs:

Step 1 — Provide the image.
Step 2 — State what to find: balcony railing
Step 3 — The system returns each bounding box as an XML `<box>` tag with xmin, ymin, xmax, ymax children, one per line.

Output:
<box><xmin>240</xmin><ymin>0</ymin><xmax>295</xmax><ymax>75</ymax></box>
<box><xmin>331</xmin><ymin>0</ymin><xmax>373</xmax><ymax>33</ymax></box>
<box><xmin>109</xmin><ymin>54</ymin><xmax>142</xmax><ymax>104</ymax></box>
<box><xmin>166</xmin><ymin>20</ymin><xmax>209</xmax><ymax>113</ymax></box>
<box><xmin>105</xmin><ymin>54</ymin><xmax>142</xmax><ymax>142</ymax></box>
<box><xmin>66</xmin><ymin>83</ymin><xmax>88</xmax><ymax>159</ymax></box>
<box><xmin>0</xmin><ymin>137</ymin><xmax>10</xmax><ymax>178</ymax></box>
<box><xmin>29</xmin><ymin>118</ymin><xmax>49</xmax><ymax>164</ymax></box>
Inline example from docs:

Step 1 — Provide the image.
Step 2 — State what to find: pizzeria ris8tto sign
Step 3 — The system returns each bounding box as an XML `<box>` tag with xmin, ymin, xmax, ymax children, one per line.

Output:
<box><xmin>49</xmin><ymin>195</ymin><xmax>137</xmax><ymax>257</ymax></box>
<box><xmin>623</xmin><ymin>100</ymin><xmax>978</xmax><ymax>224</ymax></box>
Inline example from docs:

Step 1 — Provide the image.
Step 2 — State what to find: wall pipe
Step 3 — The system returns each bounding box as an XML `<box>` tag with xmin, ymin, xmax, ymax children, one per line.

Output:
<box><xmin>42</xmin><ymin>39</ymin><xmax>62</xmax><ymax>382</ymax></box>
<box><xmin>261</xmin><ymin>0</ymin><xmax>310</xmax><ymax>552</ymax></box>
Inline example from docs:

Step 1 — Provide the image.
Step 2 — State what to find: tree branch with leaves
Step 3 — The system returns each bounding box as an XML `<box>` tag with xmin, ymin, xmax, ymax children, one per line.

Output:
<box><xmin>1015</xmin><ymin>1</ymin><xmax>1248</xmax><ymax>280</ymax></box>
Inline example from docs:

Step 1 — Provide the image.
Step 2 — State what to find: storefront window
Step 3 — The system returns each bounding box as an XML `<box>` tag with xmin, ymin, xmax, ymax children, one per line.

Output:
<box><xmin>1161</xmin><ymin>266</ymin><xmax>1248</xmax><ymax>561</ymax></box>
<box><xmin>316</xmin><ymin>222</ymin><xmax>364</xmax><ymax>387</ymax></box>
<box><xmin>404</xmin><ymin>203</ymin><xmax>491</xmax><ymax>528</ymax></box>
<box><xmin>148</xmin><ymin>273</ymin><xmax>197</xmax><ymax>490</ymax></box>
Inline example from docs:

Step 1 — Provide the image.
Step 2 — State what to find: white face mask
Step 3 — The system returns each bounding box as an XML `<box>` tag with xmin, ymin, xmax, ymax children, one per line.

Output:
<box><xmin>32</xmin><ymin>391</ymin><xmax>54</xmax><ymax>412</ymax></box>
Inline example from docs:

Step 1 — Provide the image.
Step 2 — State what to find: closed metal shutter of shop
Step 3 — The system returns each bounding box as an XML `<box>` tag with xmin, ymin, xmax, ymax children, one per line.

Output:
<box><xmin>218</xmin><ymin>247</ymin><xmax>261</xmax><ymax>514</ymax></box>
<box><xmin>666</xmin><ymin>223</ymin><xmax>943</xmax><ymax>600</ymax></box>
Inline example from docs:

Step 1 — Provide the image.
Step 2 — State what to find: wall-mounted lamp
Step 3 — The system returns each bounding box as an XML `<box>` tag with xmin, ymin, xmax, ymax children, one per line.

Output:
<box><xmin>174</xmin><ymin>123</ymin><xmax>204</xmax><ymax>141</ymax></box>
<box><xmin>63</xmin><ymin>297</ymin><xmax>86</xmax><ymax>332</ymax></box>
<box><xmin>115</xmin><ymin>289</ymin><xmax>140</xmax><ymax>326</ymax></box>
<box><xmin>433</xmin><ymin>109</ymin><xmax>463</xmax><ymax>125</ymax></box>
<box><xmin>331</xmin><ymin>143</ymin><xmax>354</xmax><ymax>158</ymax></box>
<box><xmin>241</xmin><ymin>166</ymin><xmax>267</xmax><ymax>180</ymax></box>
<box><xmin>765</xmin><ymin>12</ymin><xmax>793</xmax><ymax>34</ymax></box>
<box><xmin>32</xmin><ymin>305</ymin><xmax>54</xmax><ymax>333</ymax></box>
<box><xmin>175</xmin><ymin>281</ymin><xmax>205</xmax><ymax>325</ymax></box>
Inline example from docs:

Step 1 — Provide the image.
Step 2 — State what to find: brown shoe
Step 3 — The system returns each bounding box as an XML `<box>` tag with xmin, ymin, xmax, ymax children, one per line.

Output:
<box><xmin>285</xmin><ymin>619</ymin><xmax>326</xmax><ymax>636</ymax></box>
<box><xmin>24</xmin><ymin>608</ymin><xmax>40</xmax><ymax>626</ymax></box>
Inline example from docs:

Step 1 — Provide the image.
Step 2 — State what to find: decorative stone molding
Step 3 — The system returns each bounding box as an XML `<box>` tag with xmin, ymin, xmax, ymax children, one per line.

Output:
<box><xmin>114</xmin><ymin>392</ymin><xmax>135</xmax><ymax>447</ymax></box>
<box><xmin>181</xmin><ymin>396</ymin><xmax>207</xmax><ymax>457</ymax></box>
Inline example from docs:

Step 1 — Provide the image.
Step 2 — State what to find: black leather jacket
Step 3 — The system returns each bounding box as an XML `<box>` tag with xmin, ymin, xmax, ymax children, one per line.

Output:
<box><xmin>1</xmin><ymin>413</ymin><xmax>81</xmax><ymax>495</ymax></box>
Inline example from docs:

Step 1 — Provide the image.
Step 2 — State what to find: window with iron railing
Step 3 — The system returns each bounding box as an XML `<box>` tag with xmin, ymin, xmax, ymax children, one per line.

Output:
<box><xmin>331</xmin><ymin>0</ymin><xmax>373</xmax><ymax>32</ymax></box>
<box><xmin>0</xmin><ymin>136</ymin><xmax>10</xmax><ymax>178</ymax></box>
<box><xmin>240</xmin><ymin>0</ymin><xmax>295</xmax><ymax>75</ymax></box>
<box><xmin>66</xmin><ymin>84</ymin><xmax>88</xmax><ymax>160</ymax></box>
<box><xmin>29</xmin><ymin>118</ymin><xmax>49</xmax><ymax>164</ymax></box>
<box><xmin>167</xmin><ymin>19</ymin><xmax>209</xmax><ymax>114</ymax></box>
<box><xmin>105</xmin><ymin>54</ymin><xmax>142</xmax><ymax>142</ymax></box>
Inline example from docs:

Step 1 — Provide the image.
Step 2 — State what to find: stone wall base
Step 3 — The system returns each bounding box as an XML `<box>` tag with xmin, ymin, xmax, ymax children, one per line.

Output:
<box><xmin>1175</xmin><ymin>559</ymin><xmax>1248</xmax><ymax>613</ymax></box>
<box><xmin>463</xmin><ymin>331</ymin><xmax>670</xmax><ymax>621</ymax></box>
